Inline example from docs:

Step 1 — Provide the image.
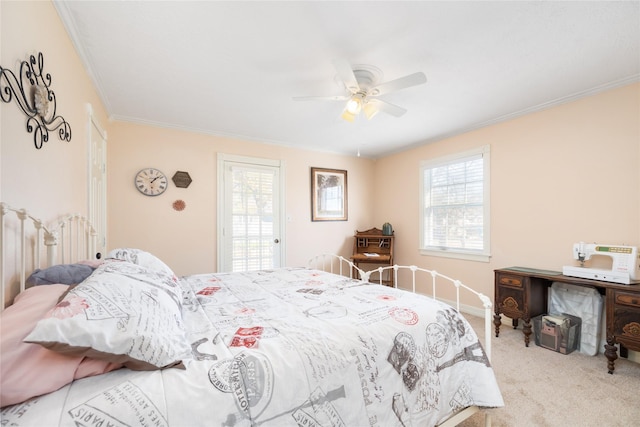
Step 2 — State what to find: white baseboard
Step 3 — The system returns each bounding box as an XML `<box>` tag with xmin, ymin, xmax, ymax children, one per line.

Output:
<box><xmin>436</xmin><ymin>297</ymin><xmax>487</xmax><ymax>318</ymax></box>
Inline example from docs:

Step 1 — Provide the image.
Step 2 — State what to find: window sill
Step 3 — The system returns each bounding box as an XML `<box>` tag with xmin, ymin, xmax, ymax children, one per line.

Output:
<box><xmin>419</xmin><ymin>248</ymin><xmax>491</xmax><ymax>263</ymax></box>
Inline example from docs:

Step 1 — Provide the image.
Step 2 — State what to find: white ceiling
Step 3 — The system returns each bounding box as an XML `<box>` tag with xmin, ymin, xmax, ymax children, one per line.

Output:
<box><xmin>54</xmin><ymin>1</ymin><xmax>640</xmax><ymax>158</ymax></box>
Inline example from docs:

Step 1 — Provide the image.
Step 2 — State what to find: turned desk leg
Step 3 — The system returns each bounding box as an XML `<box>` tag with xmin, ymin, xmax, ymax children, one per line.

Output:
<box><xmin>493</xmin><ymin>312</ymin><xmax>501</xmax><ymax>337</ymax></box>
<box><xmin>605</xmin><ymin>336</ymin><xmax>618</xmax><ymax>374</ymax></box>
<box><xmin>522</xmin><ymin>318</ymin><xmax>532</xmax><ymax>347</ymax></box>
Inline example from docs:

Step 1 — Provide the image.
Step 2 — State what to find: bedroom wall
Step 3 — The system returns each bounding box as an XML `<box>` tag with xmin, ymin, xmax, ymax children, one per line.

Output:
<box><xmin>107</xmin><ymin>121</ymin><xmax>375</xmax><ymax>275</ymax></box>
<box><xmin>1</xmin><ymin>0</ymin><xmax>111</xmax><ymax>304</ymax></box>
<box><xmin>1</xmin><ymin>0</ymin><xmax>110</xmax><ymax>215</ymax></box>
<box><xmin>373</xmin><ymin>82</ymin><xmax>640</xmax><ymax>306</ymax></box>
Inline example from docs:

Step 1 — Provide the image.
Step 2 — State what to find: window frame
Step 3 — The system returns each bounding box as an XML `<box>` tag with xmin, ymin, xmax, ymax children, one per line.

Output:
<box><xmin>419</xmin><ymin>145</ymin><xmax>491</xmax><ymax>262</ymax></box>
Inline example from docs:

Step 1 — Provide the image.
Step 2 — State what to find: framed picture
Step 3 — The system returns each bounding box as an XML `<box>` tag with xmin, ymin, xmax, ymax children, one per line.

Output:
<box><xmin>311</xmin><ymin>167</ymin><xmax>348</xmax><ymax>221</ymax></box>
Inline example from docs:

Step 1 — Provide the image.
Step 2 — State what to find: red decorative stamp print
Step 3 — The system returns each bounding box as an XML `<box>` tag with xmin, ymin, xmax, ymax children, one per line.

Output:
<box><xmin>378</xmin><ymin>294</ymin><xmax>397</xmax><ymax>301</ymax></box>
<box><xmin>236</xmin><ymin>307</ymin><xmax>256</xmax><ymax>315</ymax></box>
<box><xmin>197</xmin><ymin>286</ymin><xmax>221</xmax><ymax>296</ymax></box>
<box><xmin>389</xmin><ymin>307</ymin><xmax>419</xmax><ymax>325</ymax></box>
<box><xmin>230</xmin><ymin>326</ymin><xmax>264</xmax><ymax>348</ymax></box>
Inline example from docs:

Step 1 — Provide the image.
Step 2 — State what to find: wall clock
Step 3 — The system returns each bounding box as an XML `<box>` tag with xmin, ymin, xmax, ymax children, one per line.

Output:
<box><xmin>135</xmin><ymin>168</ymin><xmax>168</xmax><ymax>196</ymax></box>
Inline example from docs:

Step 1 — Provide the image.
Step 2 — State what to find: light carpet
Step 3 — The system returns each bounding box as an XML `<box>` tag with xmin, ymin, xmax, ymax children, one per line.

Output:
<box><xmin>458</xmin><ymin>314</ymin><xmax>640</xmax><ymax>427</ymax></box>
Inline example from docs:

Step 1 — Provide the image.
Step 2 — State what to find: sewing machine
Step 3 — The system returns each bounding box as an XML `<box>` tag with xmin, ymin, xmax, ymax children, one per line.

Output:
<box><xmin>562</xmin><ymin>243</ymin><xmax>640</xmax><ymax>285</ymax></box>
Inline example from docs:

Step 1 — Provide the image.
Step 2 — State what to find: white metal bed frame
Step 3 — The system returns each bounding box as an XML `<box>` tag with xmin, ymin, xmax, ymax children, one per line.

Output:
<box><xmin>308</xmin><ymin>253</ymin><xmax>494</xmax><ymax>427</ymax></box>
<box><xmin>0</xmin><ymin>202</ymin><xmax>97</xmax><ymax>310</ymax></box>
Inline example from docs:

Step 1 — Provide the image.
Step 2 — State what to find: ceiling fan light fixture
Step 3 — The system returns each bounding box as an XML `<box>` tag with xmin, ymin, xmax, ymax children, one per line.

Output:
<box><xmin>345</xmin><ymin>94</ymin><xmax>362</xmax><ymax>114</ymax></box>
<box><xmin>296</xmin><ymin>61</ymin><xmax>426</xmax><ymax>123</ymax></box>
<box><xmin>341</xmin><ymin>109</ymin><xmax>357</xmax><ymax>123</ymax></box>
<box><xmin>363</xmin><ymin>102</ymin><xmax>379</xmax><ymax>120</ymax></box>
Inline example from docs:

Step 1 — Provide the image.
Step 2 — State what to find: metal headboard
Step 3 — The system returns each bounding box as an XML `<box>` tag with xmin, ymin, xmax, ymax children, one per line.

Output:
<box><xmin>0</xmin><ymin>202</ymin><xmax>97</xmax><ymax>310</ymax></box>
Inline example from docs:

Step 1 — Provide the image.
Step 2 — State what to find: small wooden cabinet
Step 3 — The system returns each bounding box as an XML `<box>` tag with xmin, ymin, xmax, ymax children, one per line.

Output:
<box><xmin>494</xmin><ymin>270</ymin><xmax>548</xmax><ymax>346</ymax></box>
<box><xmin>494</xmin><ymin>267</ymin><xmax>640</xmax><ymax>374</ymax></box>
<box><xmin>351</xmin><ymin>227</ymin><xmax>394</xmax><ymax>286</ymax></box>
<box><xmin>608</xmin><ymin>289</ymin><xmax>640</xmax><ymax>371</ymax></box>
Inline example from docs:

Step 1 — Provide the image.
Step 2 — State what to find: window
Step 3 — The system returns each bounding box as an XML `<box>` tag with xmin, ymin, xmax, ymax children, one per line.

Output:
<box><xmin>420</xmin><ymin>145</ymin><xmax>490</xmax><ymax>262</ymax></box>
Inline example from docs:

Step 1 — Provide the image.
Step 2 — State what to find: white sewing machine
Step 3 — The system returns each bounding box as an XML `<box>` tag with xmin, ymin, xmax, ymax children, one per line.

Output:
<box><xmin>562</xmin><ymin>243</ymin><xmax>640</xmax><ymax>284</ymax></box>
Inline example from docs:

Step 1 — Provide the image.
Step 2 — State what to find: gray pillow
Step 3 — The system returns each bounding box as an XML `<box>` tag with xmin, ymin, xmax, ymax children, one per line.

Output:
<box><xmin>26</xmin><ymin>264</ymin><xmax>96</xmax><ymax>286</ymax></box>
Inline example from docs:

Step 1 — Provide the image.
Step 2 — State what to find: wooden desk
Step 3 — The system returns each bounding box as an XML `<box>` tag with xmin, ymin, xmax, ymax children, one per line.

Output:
<box><xmin>494</xmin><ymin>267</ymin><xmax>640</xmax><ymax>374</ymax></box>
<box><xmin>351</xmin><ymin>227</ymin><xmax>394</xmax><ymax>286</ymax></box>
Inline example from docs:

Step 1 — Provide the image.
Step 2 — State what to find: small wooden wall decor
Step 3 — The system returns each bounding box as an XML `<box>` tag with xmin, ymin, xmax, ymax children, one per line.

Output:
<box><xmin>0</xmin><ymin>52</ymin><xmax>72</xmax><ymax>149</ymax></box>
<box><xmin>172</xmin><ymin>171</ymin><xmax>192</xmax><ymax>188</ymax></box>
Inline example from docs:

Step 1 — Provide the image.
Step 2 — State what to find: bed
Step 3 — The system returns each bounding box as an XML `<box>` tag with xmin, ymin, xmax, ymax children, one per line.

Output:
<box><xmin>1</xmin><ymin>203</ymin><xmax>503</xmax><ymax>426</ymax></box>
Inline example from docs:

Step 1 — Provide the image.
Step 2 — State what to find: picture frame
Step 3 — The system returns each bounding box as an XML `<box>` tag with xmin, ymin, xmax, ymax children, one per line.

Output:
<box><xmin>311</xmin><ymin>167</ymin><xmax>348</xmax><ymax>221</ymax></box>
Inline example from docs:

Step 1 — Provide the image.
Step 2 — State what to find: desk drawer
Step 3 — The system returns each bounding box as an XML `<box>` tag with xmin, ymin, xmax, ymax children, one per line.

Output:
<box><xmin>611</xmin><ymin>290</ymin><xmax>640</xmax><ymax>348</ymax></box>
<box><xmin>614</xmin><ymin>291</ymin><xmax>640</xmax><ymax>308</ymax></box>
<box><xmin>612</xmin><ymin>306</ymin><xmax>640</xmax><ymax>345</ymax></box>
<box><xmin>495</xmin><ymin>285</ymin><xmax>525</xmax><ymax>317</ymax></box>
<box><xmin>497</xmin><ymin>274</ymin><xmax>523</xmax><ymax>288</ymax></box>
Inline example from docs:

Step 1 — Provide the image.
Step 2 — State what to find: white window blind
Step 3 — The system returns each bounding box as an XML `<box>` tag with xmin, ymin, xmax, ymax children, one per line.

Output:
<box><xmin>420</xmin><ymin>146</ymin><xmax>490</xmax><ymax>261</ymax></box>
<box><xmin>230</xmin><ymin>166</ymin><xmax>275</xmax><ymax>271</ymax></box>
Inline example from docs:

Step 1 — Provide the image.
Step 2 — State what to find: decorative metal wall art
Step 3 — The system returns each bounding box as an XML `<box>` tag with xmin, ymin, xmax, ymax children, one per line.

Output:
<box><xmin>0</xmin><ymin>52</ymin><xmax>72</xmax><ymax>149</ymax></box>
<box><xmin>172</xmin><ymin>199</ymin><xmax>186</xmax><ymax>211</ymax></box>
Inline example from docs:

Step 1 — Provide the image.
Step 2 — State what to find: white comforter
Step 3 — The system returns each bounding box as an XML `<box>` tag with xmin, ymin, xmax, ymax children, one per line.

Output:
<box><xmin>2</xmin><ymin>267</ymin><xmax>503</xmax><ymax>426</ymax></box>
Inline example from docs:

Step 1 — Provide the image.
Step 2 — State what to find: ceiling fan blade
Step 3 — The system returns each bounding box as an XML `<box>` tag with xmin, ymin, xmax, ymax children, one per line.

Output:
<box><xmin>370</xmin><ymin>72</ymin><xmax>427</xmax><ymax>96</ymax></box>
<box><xmin>333</xmin><ymin>59</ymin><xmax>360</xmax><ymax>94</ymax></box>
<box><xmin>368</xmin><ymin>99</ymin><xmax>407</xmax><ymax>117</ymax></box>
<box><xmin>292</xmin><ymin>95</ymin><xmax>350</xmax><ymax>101</ymax></box>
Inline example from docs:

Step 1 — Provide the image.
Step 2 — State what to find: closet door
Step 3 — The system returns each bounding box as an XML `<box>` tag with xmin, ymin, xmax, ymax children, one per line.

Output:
<box><xmin>87</xmin><ymin>105</ymin><xmax>107</xmax><ymax>259</ymax></box>
<box><xmin>218</xmin><ymin>154</ymin><xmax>284</xmax><ymax>272</ymax></box>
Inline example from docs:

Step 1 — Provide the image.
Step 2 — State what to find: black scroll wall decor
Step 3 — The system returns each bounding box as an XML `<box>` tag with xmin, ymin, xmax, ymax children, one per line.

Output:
<box><xmin>0</xmin><ymin>52</ymin><xmax>72</xmax><ymax>149</ymax></box>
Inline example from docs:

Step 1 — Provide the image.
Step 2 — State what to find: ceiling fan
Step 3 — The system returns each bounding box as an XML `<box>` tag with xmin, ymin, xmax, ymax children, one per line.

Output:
<box><xmin>293</xmin><ymin>60</ymin><xmax>427</xmax><ymax>122</ymax></box>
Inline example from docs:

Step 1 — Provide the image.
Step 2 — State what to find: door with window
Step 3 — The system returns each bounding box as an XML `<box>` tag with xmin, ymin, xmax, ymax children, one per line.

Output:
<box><xmin>218</xmin><ymin>154</ymin><xmax>284</xmax><ymax>272</ymax></box>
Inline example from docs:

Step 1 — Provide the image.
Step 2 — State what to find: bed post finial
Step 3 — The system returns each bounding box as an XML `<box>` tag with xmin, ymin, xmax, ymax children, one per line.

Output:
<box><xmin>44</xmin><ymin>229</ymin><xmax>59</xmax><ymax>266</ymax></box>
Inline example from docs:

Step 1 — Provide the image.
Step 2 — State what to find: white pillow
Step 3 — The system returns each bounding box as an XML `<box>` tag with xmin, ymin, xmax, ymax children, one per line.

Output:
<box><xmin>106</xmin><ymin>248</ymin><xmax>175</xmax><ymax>279</ymax></box>
<box><xmin>24</xmin><ymin>261</ymin><xmax>190</xmax><ymax>371</ymax></box>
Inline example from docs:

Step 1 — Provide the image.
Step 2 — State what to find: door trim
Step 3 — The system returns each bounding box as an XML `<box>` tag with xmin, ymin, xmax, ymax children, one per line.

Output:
<box><xmin>217</xmin><ymin>153</ymin><xmax>286</xmax><ymax>272</ymax></box>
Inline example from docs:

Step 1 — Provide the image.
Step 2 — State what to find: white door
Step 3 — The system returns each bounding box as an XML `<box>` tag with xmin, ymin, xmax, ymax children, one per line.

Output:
<box><xmin>217</xmin><ymin>154</ymin><xmax>284</xmax><ymax>272</ymax></box>
<box><xmin>87</xmin><ymin>105</ymin><xmax>107</xmax><ymax>259</ymax></box>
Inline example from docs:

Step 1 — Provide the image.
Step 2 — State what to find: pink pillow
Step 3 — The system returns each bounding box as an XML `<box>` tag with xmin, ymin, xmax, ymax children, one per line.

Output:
<box><xmin>1</xmin><ymin>284</ymin><xmax>121</xmax><ymax>407</ymax></box>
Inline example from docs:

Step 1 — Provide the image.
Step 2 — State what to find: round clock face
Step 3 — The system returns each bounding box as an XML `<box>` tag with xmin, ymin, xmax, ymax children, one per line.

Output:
<box><xmin>135</xmin><ymin>168</ymin><xmax>168</xmax><ymax>196</ymax></box>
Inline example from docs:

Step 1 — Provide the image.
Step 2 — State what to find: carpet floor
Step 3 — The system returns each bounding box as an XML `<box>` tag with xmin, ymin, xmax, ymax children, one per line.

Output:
<box><xmin>458</xmin><ymin>314</ymin><xmax>640</xmax><ymax>427</ymax></box>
